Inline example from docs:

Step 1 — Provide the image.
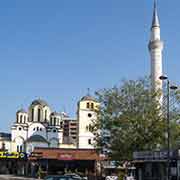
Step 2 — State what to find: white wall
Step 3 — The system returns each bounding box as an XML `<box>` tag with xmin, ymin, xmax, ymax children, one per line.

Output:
<box><xmin>28</xmin><ymin>123</ymin><xmax>47</xmax><ymax>139</ymax></box>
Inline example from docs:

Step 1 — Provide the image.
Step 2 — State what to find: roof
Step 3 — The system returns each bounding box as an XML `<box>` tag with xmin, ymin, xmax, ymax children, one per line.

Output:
<box><xmin>29</xmin><ymin>147</ymin><xmax>103</xmax><ymax>161</ymax></box>
<box><xmin>151</xmin><ymin>0</ymin><xmax>160</xmax><ymax>28</ymax></box>
<box><xmin>26</xmin><ymin>135</ymin><xmax>49</xmax><ymax>143</ymax></box>
<box><xmin>51</xmin><ymin>112</ymin><xmax>61</xmax><ymax>116</ymax></box>
<box><xmin>80</xmin><ymin>95</ymin><xmax>97</xmax><ymax>102</ymax></box>
<box><xmin>0</xmin><ymin>132</ymin><xmax>11</xmax><ymax>140</ymax></box>
<box><xmin>16</xmin><ymin>109</ymin><xmax>27</xmax><ymax>114</ymax></box>
<box><xmin>31</xmin><ymin>99</ymin><xmax>49</xmax><ymax>107</ymax></box>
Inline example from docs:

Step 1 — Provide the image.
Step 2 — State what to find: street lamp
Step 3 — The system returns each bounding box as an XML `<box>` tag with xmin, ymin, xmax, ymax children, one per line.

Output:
<box><xmin>159</xmin><ymin>75</ymin><xmax>178</xmax><ymax>180</ymax></box>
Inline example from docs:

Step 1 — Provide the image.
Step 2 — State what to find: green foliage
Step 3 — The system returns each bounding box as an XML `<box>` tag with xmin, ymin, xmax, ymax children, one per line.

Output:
<box><xmin>92</xmin><ymin>77</ymin><xmax>171</xmax><ymax>161</ymax></box>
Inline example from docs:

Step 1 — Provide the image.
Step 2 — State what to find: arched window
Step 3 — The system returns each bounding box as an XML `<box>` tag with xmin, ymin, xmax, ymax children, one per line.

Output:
<box><xmin>17</xmin><ymin>145</ymin><xmax>19</xmax><ymax>152</ymax></box>
<box><xmin>20</xmin><ymin>145</ymin><xmax>23</xmax><ymax>152</ymax></box>
<box><xmin>54</xmin><ymin>118</ymin><xmax>56</xmax><ymax>126</ymax></box>
<box><xmin>50</xmin><ymin>117</ymin><xmax>52</xmax><ymax>125</ymax></box>
<box><xmin>87</xmin><ymin>102</ymin><xmax>90</xmax><ymax>109</ymax></box>
<box><xmin>16</xmin><ymin>114</ymin><xmax>19</xmax><ymax>123</ymax></box>
<box><xmin>24</xmin><ymin>116</ymin><xmax>26</xmax><ymax>123</ymax></box>
<box><xmin>45</xmin><ymin>110</ymin><xmax>47</xmax><ymax>121</ymax></box>
<box><xmin>91</xmin><ymin>103</ymin><xmax>94</xmax><ymax>109</ymax></box>
<box><xmin>32</xmin><ymin>109</ymin><xmax>34</xmax><ymax>121</ymax></box>
<box><xmin>38</xmin><ymin>109</ymin><xmax>41</xmax><ymax>122</ymax></box>
<box><xmin>88</xmin><ymin>139</ymin><xmax>92</xmax><ymax>145</ymax></box>
<box><xmin>20</xmin><ymin>115</ymin><xmax>23</xmax><ymax>123</ymax></box>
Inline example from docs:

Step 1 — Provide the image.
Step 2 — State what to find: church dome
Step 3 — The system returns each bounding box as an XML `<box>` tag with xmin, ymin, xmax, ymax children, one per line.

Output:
<box><xmin>26</xmin><ymin>135</ymin><xmax>49</xmax><ymax>143</ymax></box>
<box><xmin>31</xmin><ymin>99</ymin><xmax>49</xmax><ymax>107</ymax></box>
<box><xmin>80</xmin><ymin>95</ymin><xmax>97</xmax><ymax>102</ymax></box>
<box><xmin>51</xmin><ymin>112</ymin><xmax>61</xmax><ymax>116</ymax></box>
<box><xmin>16</xmin><ymin>109</ymin><xmax>27</xmax><ymax>114</ymax></box>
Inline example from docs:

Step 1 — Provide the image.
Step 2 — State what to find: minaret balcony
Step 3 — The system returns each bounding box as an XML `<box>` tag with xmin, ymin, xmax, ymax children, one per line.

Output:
<box><xmin>148</xmin><ymin>40</ymin><xmax>163</xmax><ymax>50</ymax></box>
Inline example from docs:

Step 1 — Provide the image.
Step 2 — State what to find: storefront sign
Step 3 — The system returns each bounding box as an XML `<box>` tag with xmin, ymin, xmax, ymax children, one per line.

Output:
<box><xmin>133</xmin><ymin>151</ymin><xmax>173</xmax><ymax>160</ymax></box>
<box><xmin>58</xmin><ymin>153</ymin><xmax>74</xmax><ymax>160</ymax></box>
<box><xmin>0</xmin><ymin>151</ymin><xmax>27</xmax><ymax>159</ymax></box>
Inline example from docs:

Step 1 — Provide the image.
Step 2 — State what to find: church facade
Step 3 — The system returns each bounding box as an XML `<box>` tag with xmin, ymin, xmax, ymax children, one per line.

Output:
<box><xmin>1</xmin><ymin>95</ymin><xmax>99</xmax><ymax>154</ymax></box>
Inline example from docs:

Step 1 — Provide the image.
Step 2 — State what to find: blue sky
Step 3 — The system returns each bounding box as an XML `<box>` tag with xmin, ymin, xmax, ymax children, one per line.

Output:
<box><xmin>0</xmin><ymin>0</ymin><xmax>179</xmax><ymax>132</ymax></box>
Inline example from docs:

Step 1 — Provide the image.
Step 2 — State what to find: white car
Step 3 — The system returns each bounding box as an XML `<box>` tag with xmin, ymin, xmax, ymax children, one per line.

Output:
<box><xmin>105</xmin><ymin>175</ymin><xmax>118</xmax><ymax>180</ymax></box>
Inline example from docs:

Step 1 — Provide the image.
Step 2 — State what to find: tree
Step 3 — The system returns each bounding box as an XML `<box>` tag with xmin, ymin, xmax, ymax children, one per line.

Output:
<box><xmin>92</xmin><ymin>77</ymin><xmax>179</xmax><ymax>162</ymax></box>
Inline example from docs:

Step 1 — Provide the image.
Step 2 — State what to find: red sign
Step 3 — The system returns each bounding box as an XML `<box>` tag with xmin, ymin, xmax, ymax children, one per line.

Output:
<box><xmin>58</xmin><ymin>153</ymin><xmax>74</xmax><ymax>160</ymax></box>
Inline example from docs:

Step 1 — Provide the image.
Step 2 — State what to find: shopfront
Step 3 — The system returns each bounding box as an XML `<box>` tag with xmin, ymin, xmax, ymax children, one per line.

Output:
<box><xmin>133</xmin><ymin>150</ymin><xmax>178</xmax><ymax>180</ymax></box>
<box><xmin>29</xmin><ymin>147</ymin><xmax>103</xmax><ymax>177</ymax></box>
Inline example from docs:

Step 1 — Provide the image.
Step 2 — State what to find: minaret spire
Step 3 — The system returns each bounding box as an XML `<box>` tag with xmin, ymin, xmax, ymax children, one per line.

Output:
<box><xmin>152</xmin><ymin>0</ymin><xmax>160</xmax><ymax>28</ymax></box>
<box><xmin>148</xmin><ymin>0</ymin><xmax>164</xmax><ymax>95</ymax></box>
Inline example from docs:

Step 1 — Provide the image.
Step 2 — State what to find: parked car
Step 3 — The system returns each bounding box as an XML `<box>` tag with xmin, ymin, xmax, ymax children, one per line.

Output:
<box><xmin>64</xmin><ymin>173</ymin><xmax>86</xmax><ymax>180</ymax></box>
<box><xmin>44</xmin><ymin>175</ymin><xmax>83</xmax><ymax>180</ymax></box>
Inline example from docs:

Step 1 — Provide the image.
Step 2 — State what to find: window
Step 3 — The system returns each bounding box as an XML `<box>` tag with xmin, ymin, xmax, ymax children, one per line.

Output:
<box><xmin>54</xmin><ymin>118</ymin><xmax>56</xmax><ymax>126</ymax></box>
<box><xmin>88</xmin><ymin>139</ymin><xmax>92</xmax><ymax>145</ymax></box>
<box><xmin>24</xmin><ymin>116</ymin><xmax>26</xmax><ymax>123</ymax></box>
<box><xmin>38</xmin><ymin>109</ymin><xmax>41</xmax><ymax>122</ymax></box>
<box><xmin>19</xmin><ymin>127</ymin><xmax>22</xmax><ymax>131</ymax></box>
<box><xmin>87</xmin><ymin>102</ymin><xmax>90</xmax><ymax>108</ymax></box>
<box><xmin>33</xmin><ymin>128</ymin><xmax>35</xmax><ymax>131</ymax></box>
<box><xmin>50</xmin><ymin>117</ymin><xmax>52</xmax><ymax>125</ymax></box>
<box><xmin>88</xmin><ymin>113</ymin><xmax>92</xmax><ymax>118</ymax></box>
<box><xmin>20</xmin><ymin>115</ymin><xmax>22</xmax><ymax>123</ymax></box>
<box><xmin>91</xmin><ymin>103</ymin><xmax>94</xmax><ymax>109</ymax></box>
<box><xmin>16</xmin><ymin>114</ymin><xmax>19</xmax><ymax>123</ymax></box>
<box><xmin>37</xmin><ymin>127</ymin><xmax>39</xmax><ymax>131</ymax></box>
<box><xmin>45</xmin><ymin>110</ymin><xmax>47</xmax><ymax>122</ymax></box>
<box><xmin>40</xmin><ymin>128</ymin><xmax>42</xmax><ymax>131</ymax></box>
<box><xmin>32</xmin><ymin>109</ymin><xmax>34</xmax><ymax>121</ymax></box>
<box><xmin>53</xmin><ymin>129</ymin><xmax>57</xmax><ymax>133</ymax></box>
<box><xmin>2</xmin><ymin>143</ymin><xmax>5</xmax><ymax>150</ymax></box>
<box><xmin>20</xmin><ymin>145</ymin><xmax>23</xmax><ymax>152</ymax></box>
<box><xmin>17</xmin><ymin>145</ymin><xmax>19</xmax><ymax>152</ymax></box>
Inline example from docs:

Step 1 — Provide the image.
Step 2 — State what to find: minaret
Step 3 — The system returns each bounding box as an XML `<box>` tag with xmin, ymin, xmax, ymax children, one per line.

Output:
<box><xmin>148</xmin><ymin>0</ymin><xmax>164</xmax><ymax>92</ymax></box>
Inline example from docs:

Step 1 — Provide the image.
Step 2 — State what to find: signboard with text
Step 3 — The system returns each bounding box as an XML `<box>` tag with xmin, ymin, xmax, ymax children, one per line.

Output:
<box><xmin>133</xmin><ymin>151</ymin><xmax>174</xmax><ymax>160</ymax></box>
<box><xmin>0</xmin><ymin>151</ymin><xmax>27</xmax><ymax>159</ymax></box>
<box><xmin>57</xmin><ymin>153</ymin><xmax>74</xmax><ymax>160</ymax></box>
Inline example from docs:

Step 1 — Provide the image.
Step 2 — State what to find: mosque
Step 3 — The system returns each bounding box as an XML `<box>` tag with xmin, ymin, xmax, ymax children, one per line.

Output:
<box><xmin>0</xmin><ymin>0</ymin><xmax>167</xmax><ymax>177</ymax></box>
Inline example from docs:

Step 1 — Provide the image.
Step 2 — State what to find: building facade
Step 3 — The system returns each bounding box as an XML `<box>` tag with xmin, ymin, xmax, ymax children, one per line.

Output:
<box><xmin>1</xmin><ymin>95</ymin><xmax>99</xmax><ymax>154</ymax></box>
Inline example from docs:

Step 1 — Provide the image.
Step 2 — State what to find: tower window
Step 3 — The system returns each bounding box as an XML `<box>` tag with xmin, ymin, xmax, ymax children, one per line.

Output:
<box><xmin>37</xmin><ymin>127</ymin><xmax>39</xmax><ymax>131</ymax></box>
<box><xmin>24</xmin><ymin>116</ymin><xmax>26</xmax><ymax>123</ymax></box>
<box><xmin>19</xmin><ymin>127</ymin><xmax>22</xmax><ymax>131</ymax></box>
<box><xmin>91</xmin><ymin>103</ymin><xmax>94</xmax><ymax>109</ymax></box>
<box><xmin>20</xmin><ymin>115</ymin><xmax>23</xmax><ymax>123</ymax></box>
<box><xmin>45</xmin><ymin>110</ymin><xmax>47</xmax><ymax>121</ymax></box>
<box><xmin>32</xmin><ymin>109</ymin><xmax>34</xmax><ymax>121</ymax></box>
<box><xmin>16</xmin><ymin>114</ymin><xmax>19</xmax><ymax>123</ymax></box>
<box><xmin>54</xmin><ymin>118</ymin><xmax>56</xmax><ymax>126</ymax></box>
<box><xmin>87</xmin><ymin>102</ymin><xmax>90</xmax><ymax>108</ymax></box>
<box><xmin>88</xmin><ymin>113</ymin><xmax>92</xmax><ymax>118</ymax></box>
<box><xmin>88</xmin><ymin>139</ymin><xmax>92</xmax><ymax>145</ymax></box>
<box><xmin>38</xmin><ymin>109</ymin><xmax>41</xmax><ymax>122</ymax></box>
<box><xmin>50</xmin><ymin>117</ymin><xmax>52</xmax><ymax>125</ymax></box>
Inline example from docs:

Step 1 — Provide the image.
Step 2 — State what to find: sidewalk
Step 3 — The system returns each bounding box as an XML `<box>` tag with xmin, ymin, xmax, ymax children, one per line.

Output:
<box><xmin>0</xmin><ymin>174</ymin><xmax>42</xmax><ymax>180</ymax></box>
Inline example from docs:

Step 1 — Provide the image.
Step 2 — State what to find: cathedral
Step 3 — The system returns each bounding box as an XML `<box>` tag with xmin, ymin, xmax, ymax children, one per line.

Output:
<box><xmin>0</xmin><ymin>0</ymin><xmax>163</xmax><ymax>157</ymax></box>
<box><xmin>0</xmin><ymin>95</ymin><xmax>99</xmax><ymax>154</ymax></box>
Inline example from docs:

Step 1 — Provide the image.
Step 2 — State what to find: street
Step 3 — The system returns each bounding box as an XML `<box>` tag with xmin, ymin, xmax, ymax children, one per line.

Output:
<box><xmin>0</xmin><ymin>175</ymin><xmax>41</xmax><ymax>180</ymax></box>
